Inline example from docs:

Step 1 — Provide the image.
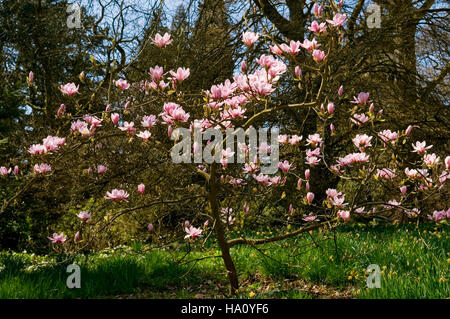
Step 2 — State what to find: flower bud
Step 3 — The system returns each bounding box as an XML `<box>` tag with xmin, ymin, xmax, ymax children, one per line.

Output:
<box><xmin>327</xmin><ymin>102</ymin><xmax>335</xmax><ymax>115</ymax></box>
<box><xmin>27</xmin><ymin>71</ymin><xmax>34</xmax><ymax>85</ymax></box>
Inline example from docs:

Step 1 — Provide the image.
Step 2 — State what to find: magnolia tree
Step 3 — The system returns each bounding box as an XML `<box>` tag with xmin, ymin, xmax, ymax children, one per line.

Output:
<box><xmin>1</xmin><ymin>1</ymin><xmax>449</xmax><ymax>293</ymax></box>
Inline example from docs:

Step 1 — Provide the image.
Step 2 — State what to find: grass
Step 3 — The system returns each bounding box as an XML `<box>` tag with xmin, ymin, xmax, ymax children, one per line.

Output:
<box><xmin>0</xmin><ymin>223</ymin><xmax>448</xmax><ymax>299</ymax></box>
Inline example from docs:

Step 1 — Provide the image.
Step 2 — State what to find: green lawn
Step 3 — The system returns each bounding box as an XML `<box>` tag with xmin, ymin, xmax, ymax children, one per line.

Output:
<box><xmin>0</xmin><ymin>223</ymin><xmax>448</xmax><ymax>299</ymax></box>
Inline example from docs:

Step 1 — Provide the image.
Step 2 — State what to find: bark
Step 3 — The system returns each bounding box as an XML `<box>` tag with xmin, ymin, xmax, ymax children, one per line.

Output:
<box><xmin>208</xmin><ymin>163</ymin><xmax>239</xmax><ymax>293</ymax></box>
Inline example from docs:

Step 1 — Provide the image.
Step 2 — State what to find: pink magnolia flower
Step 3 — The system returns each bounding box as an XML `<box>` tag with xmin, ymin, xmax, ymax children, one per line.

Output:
<box><xmin>308</xmin><ymin>21</ymin><xmax>327</xmax><ymax>34</ymax></box>
<box><xmin>405</xmin><ymin>168</ymin><xmax>421</xmax><ymax>179</ymax></box>
<box><xmin>184</xmin><ymin>226</ymin><xmax>203</xmax><ymax>240</ymax></box>
<box><xmin>253</xmin><ymin>173</ymin><xmax>272</xmax><ymax>186</ymax></box>
<box><xmin>104</xmin><ymin>189</ymin><xmax>129</xmax><ymax>202</ymax></box>
<box><xmin>378</xmin><ymin>129</ymin><xmax>398</xmax><ymax>144</ymax></box>
<box><xmin>152</xmin><ymin>32</ymin><xmax>172</xmax><ymax>48</ymax></box>
<box><xmin>328</xmin><ymin>124</ymin><xmax>335</xmax><ymax>136</ymax></box>
<box><xmin>77</xmin><ymin>211</ymin><xmax>91</xmax><ymax>222</ymax></box>
<box><xmin>405</xmin><ymin>125</ymin><xmax>413</xmax><ymax>136</ymax></box>
<box><xmin>148</xmin><ymin>223</ymin><xmax>154</xmax><ymax>232</ymax></box>
<box><xmin>350</xmin><ymin>113</ymin><xmax>370</xmax><ymax>126</ymax></box>
<box><xmin>351</xmin><ymin>92</ymin><xmax>371</xmax><ymax>105</ymax></box>
<box><xmin>242</xmin><ymin>31</ymin><xmax>259</xmax><ymax>47</ymax></box>
<box><xmin>83</xmin><ymin>115</ymin><xmax>102</xmax><ymax>128</ymax></box>
<box><xmin>327</xmin><ymin>102</ymin><xmax>335</xmax><ymax>115</ymax></box>
<box><xmin>0</xmin><ymin>166</ymin><xmax>11</xmax><ymax>176</ymax></box>
<box><xmin>42</xmin><ymin>136</ymin><xmax>65</xmax><ymax>152</ymax></box>
<box><xmin>241</xmin><ymin>60</ymin><xmax>247</xmax><ymax>72</ymax></box>
<box><xmin>256</xmin><ymin>54</ymin><xmax>277</xmax><ymax>69</ymax></box>
<box><xmin>289</xmin><ymin>135</ymin><xmax>303</xmax><ymax>145</ymax></box>
<box><xmin>299</xmin><ymin>38</ymin><xmax>321</xmax><ymax>51</ymax></box>
<box><xmin>138</xmin><ymin>183</ymin><xmax>145</xmax><ymax>194</ymax></box>
<box><xmin>34</xmin><ymin>163</ymin><xmax>51</xmax><ymax>174</ymax></box>
<box><xmin>281</xmin><ymin>40</ymin><xmax>302</xmax><ymax>55</ymax></box>
<box><xmin>278</xmin><ymin>134</ymin><xmax>289</xmax><ymax>144</ymax></box>
<box><xmin>337</xmin><ymin>210</ymin><xmax>350</xmax><ymax>221</ymax></box>
<box><xmin>141</xmin><ymin>115</ymin><xmax>157</xmax><ymax>128</ymax></box>
<box><xmin>278</xmin><ymin>160</ymin><xmax>292</xmax><ymax>173</ymax></box>
<box><xmin>338</xmin><ymin>85</ymin><xmax>343</xmax><ymax>96</ymax></box>
<box><xmin>137</xmin><ymin>130</ymin><xmax>152</xmax><ymax>140</ymax></box>
<box><xmin>445</xmin><ymin>156</ymin><xmax>450</xmax><ymax>170</ymax></box>
<box><xmin>337</xmin><ymin>152</ymin><xmax>370</xmax><ymax>167</ymax></box>
<box><xmin>326</xmin><ymin>188</ymin><xmax>343</xmax><ymax>199</ymax></box>
<box><xmin>258</xmin><ymin>142</ymin><xmax>271</xmax><ymax>155</ymax></box>
<box><xmin>74</xmin><ymin>231</ymin><xmax>80</xmax><ymax>242</ymax></box>
<box><xmin>305</xmin><ymin>156</ymin><xmax>321</xmax><ymax>166</ymax></box>
<box><xmin>439</xmin><ymin>170</ymin><xmax>450</xmax><ymax>184</ymax></box>
<box><xmin>303</xmin><ymin>213</ymin><xmax>318</xmax><ymax>222</ymax></box>
<box><xmin>306</xmin><ymin>148</ymin><xmax>321</xmax><ymax>158</ymax></box>
<box><xmin>270</xmin><ymin>45</ymin><xmax>283</xmax><ymax>55</ymax></box>
<box><xmin>305</xmin><ymin>169</ymin><xmax>311</xmax><ymax>180</ymax></box>
<box><xmin>160</xmin><ymin>102</ymin><xmax>190</xmax><ymax>124</ymax></box>
<box><xmin>306</xmin><ymin>192</ymin><xmax>315</xmax><ymax>204</ymax></box>
<box><xmin>294</xmin><ymin>66</ymin><xmax>302</xmax><ymax>79</ymax></box>
<box><xmin>114</xmin><ymin>79</ymin><xmax>130</xmax><ymax>90</ymax></box>
<box><xmin>119</xmin><ymin>121</ymin><xmax>136</xmax><ymax>135</ymax></box>
<box><xmin>428</xmin><ymin>210</ymin><xmax>449</xmax><ymax>221</ymax></box>
<box><xmin>385</xmin><ymin>200</ymin><xmax>401</xmax><ymax>210</ymax></box>
<box><xmin>306</xmin><ymin>133</ymin><xmax>323</xmax><ymax>147</ymax></box>
<box><xmin>57</xmin><ymin>104</ymin><xmax>66</xmax><ymax>117</ymax></box>
<box><xmin>376</xmin><ymin>168</ymin><xmax>396</xmax><ymax>180</ymax></box>
<box><xmin>97</xmin><ymin>165</ymin><xmax>107</xmax><ymax>174</ymax></box>
<box><xmin>352</xmin><ymin>134</ymin><xmax>373</xmax><ymax>151</ymax></box>
<box><xmin>169</xmin><ymin>67</ymin><xmax>190</xmax><ymax>82</ymax></box>
<box><xmin>27</xmin><ymin>71</ymin><xmax>34</xmax><ymax>85</ymax></box>
<box><xmin>412</xmin><ymin>141</ymin><xmax>432</xmax><ymax>154</ymax></box>
<box><xmin>326</xmin><ymin>13</ymin><xmax>347</xmax><ymax>27</ymax></box>
<box><xmin>270</xmin><ymin>175</ymin><xmax>283</xmax><ymax>185</ymax></box>
<box><xmin>149</xmin><ymin>66</ymin><xmax>164</xmax><ymax>81</ymax></box>
<box><xmin>60</xmin><ymin>82</ymin><xmax>79</xmax><ymax>96</ymax></box>
<box><xmin>28</xmin><ymin>144</ymin><xmax>48</xmax><ymax>155</ymax></box>
<box><xmin>400</xmin><ymin>186</ymin><xmax>407</xmax><ymax>195</ymax></box>
<box><xmin>313</xmin><ymin>3</ymin><xmax>322</xmax><ymax>16</ymax></box>
<box><xmin>48</xmin><ymin>232</ymin><xmax>67</xmax><ymax>244</ymax></box>
<box><xmin>297</xmin><ymin>178</ymin><xmax>302</xmax><ymax>189</ymax></box>
<box><xmin>243</xmin><ymin>162</ymin><xmax>259</xmax><ymax>174</ymax></box>
<box><xmin>330</xmin><ymin>195</ymin><xmax>347</xmax><ymax>208</ymax></box>
<box><xmin>423</xmin><ymin>153</ymin><xmax>440</xmax><ymax>167</ymax></box>
<box><xmin>111</xmin><ymin>113</ymin><xmax>120</xmax><ymax>125</ymax></box>
<box><xmin>221</xmin><ymin>148</ymin><xmax>235</xmax><ymax>167</ymax></box>
<box><xmin>288</xmin><ymin>204</ymin><xmax>294</xmax><ymax>214</ymax></box>
<box><xmin>243</xmin><ymin>204</ymin><xmax>250</xmax><ymax>214</ymax></box>
<box><xmin>13</xmin><ymin>165</ymin><xmax>19</xmax><ymax>176</ymax></box>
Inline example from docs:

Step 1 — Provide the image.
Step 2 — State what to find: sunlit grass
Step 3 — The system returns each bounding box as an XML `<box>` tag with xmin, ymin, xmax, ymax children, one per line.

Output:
<box><xmin>0</xmin><ymin>223</ymin><xmax>447</xmax><ymax>298</ymax></box>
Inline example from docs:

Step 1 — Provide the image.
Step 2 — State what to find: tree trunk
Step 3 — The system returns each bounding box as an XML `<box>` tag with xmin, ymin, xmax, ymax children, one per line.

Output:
<box><xmin>208</xmin><ymin>163</ymin><xmax>239</xmax><ymax>293</ymax></box>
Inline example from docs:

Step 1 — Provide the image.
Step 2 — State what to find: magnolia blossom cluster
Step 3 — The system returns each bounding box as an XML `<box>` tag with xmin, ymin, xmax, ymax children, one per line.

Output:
<box><xmin>0</xmin><ymin>166</ymin><xmax>19</xmax><ymax>177</ymax></box>
<box><xmin>12</xmin><ymin>30</ymin><xmax>448</xmax><ymax>247</ymax></box>
<box><xmin>28</xmin><ymin>136</ymin><xmax>66</xmax><ymax>155</ymax></box>
<box><xmin>428</xmin><ymin>209</ymin><xmax>450</xmax><ymax>221</ymax></box>
<box><xmin>34</xmin><ymin>163</ymin><xmax>52</xmax><ymax>175</ymax></box>
<box><xmin>71</xmin><ymin>115</ymin><xmax>103</xmax><ymax>137</ymax></box>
